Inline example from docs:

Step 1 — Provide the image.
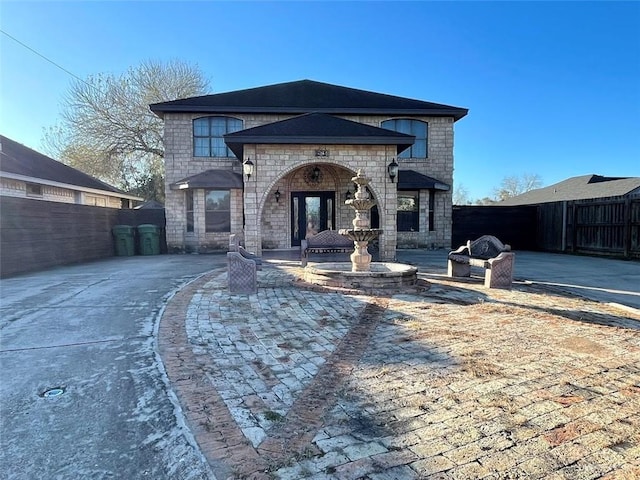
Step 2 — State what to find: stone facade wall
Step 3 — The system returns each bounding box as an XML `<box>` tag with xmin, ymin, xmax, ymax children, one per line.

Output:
<box><xmin>162</xmin><ymin>112</ymin><xmax>456</xmax><ymax>254</ymax></box>
<box><xmin>241</xmin><ymin>143</ymin><xmax>398</xmax><ymax>260</ymax></box>
<box><xmin>177</xmin><ymin>188</ymin><xmax>244</xmax><ymax>253</ymax></box>
<box><xmin>395</xmin><ymin>189</ymin><xmax>450</xmax><ymax>249</ymax></box>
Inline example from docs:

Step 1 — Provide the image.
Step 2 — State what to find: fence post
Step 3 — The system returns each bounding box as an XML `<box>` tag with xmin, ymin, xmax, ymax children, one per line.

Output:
<box><xmin>570</xmin><ymin>201</ymin><xmax>578</xmax><ymax>253</ymax></box>
<box><xmin>623</xmin><ymin>197</ymin><xmax>631</xmax><ymax>258</ymax></box>
<box><xmin>561</xmin><ymin>201</ymin><xmax>567</xmax><ymax>252</ymax></box>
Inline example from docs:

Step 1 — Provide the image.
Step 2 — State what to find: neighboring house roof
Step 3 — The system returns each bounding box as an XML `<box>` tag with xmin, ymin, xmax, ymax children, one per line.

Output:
<box><xmin>170</xmin><ymin>169</ymin><xmax>244</xmax><ymax>190</ymax></box>
<box><xmin>0</xmin><ymin>134</ymin><xmax>141</xmax><ymax>200</ymax></box>
<box><xmin>499</xmin><ymin>174</ymin><xmax>640</xmax><ymax>205</ymax></box>
<box><xmin>224</xmin><ymin>113</ymin><xmax>415</xmax><ymax>159</ymax></box>
<box><xmin>398</xmin><ymin>170</ymin><xmax>450</xmax><ymax>191</ymax></box>
<box><xmin>150</xmin><ymin>79</ymin><xmax>469</xmax><ymax>121</ymax></box>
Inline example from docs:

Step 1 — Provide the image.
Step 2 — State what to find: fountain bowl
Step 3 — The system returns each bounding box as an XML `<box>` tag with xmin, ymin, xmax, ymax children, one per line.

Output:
<box><xmin>338</xmin><ymin>228</ymin><xmax>382</xmax><ymax>243</ymax></box>
<box><xmin>303</xmin><ymin>261</ymin><xmax>418</xmax><ymax>291</ymax></box>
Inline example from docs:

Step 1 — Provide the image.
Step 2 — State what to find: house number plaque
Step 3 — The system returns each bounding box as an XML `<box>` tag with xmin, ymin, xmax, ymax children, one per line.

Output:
<box><xmin>315</xmin><ymin>149</ymin><xmax>329</xmax><ymax>157</ymax></box>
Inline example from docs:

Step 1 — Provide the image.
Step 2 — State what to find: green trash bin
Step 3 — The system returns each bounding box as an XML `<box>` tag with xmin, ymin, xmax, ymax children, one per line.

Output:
<box><xmin>137</xmin><ymin>224</ymin><xmax>161</xmax><ymax>255</ymax></box>
<box><xmin>113</xmin><ymin>225</ymin><xmax>135</xmax><ymax>256</ymax></box>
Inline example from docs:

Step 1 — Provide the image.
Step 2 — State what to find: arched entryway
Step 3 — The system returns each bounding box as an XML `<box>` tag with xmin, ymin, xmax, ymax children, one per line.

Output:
<box><xmin>260</xmin><ymin>162</ymin><xmax>384</xmax><ymax>250</ymax></box>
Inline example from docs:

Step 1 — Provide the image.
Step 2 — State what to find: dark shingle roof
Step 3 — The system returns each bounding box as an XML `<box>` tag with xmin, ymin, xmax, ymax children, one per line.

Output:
<box><xmin>170</xmin><ymin>170</ymin><xmax>244</xmax><ymax>190</ymax></box>
<box><xmin>499</xmin><ymin>174</ymin><xmax>640</xmax><ymax>205</ymax></box>
<box><xmin>0</xmin><ymin>134</ymin><xmax>126</xmax><ymax>194</ymax></box>
<box><xmin>224</xmin><ymin>113</ymin><xmax>415</xmax><ymax>159</ymax></box>
<box><xmin>150</xmin><ymin>79</ymin><xmax>468</xmax><ymax>121</ymax></box>
<box><xmin>398</xmin><ymin>170</ymin><xmax>450</xmax><ymax>191</ymax></box>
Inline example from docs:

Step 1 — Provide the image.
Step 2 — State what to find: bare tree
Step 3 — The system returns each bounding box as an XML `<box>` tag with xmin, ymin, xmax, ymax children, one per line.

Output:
<box><xmin>45</xmin><ymin>59</ymin><xmax>210</xmax><ymax>201</ymax></box>
<box><xmin>493</xmin><ymin>173</ymin><xmax>542</xmax><ymax>201</ymax></box>
<box><xmin>521</xmin><ymin>172</ymin><xmax>543</xmax><ymax>192</ymax></box>
<box><xmin>475</xmin><ymin>197</ymin><xmax>497</xmax><ymax>205</ymax></box>
<box><xmin>452</xmin><ymin>183</ymin><xmax>471</xmax><ymax>205</ymax></box>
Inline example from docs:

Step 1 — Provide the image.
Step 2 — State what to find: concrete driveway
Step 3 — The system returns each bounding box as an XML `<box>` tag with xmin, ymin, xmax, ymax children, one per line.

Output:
<box><xmin>396</xmin><ymin>249</ymin><xmax>640</xmax><ymax>311</ymax></box>
<box><xmin>0</xmin><ymin>250</ymin><xmax>638</xmax><ymax>479</ymax></box>
<box><xmin>0</xmin><ymin>255</ymin><xmax>226</xmax><ymax>480</ymax></box>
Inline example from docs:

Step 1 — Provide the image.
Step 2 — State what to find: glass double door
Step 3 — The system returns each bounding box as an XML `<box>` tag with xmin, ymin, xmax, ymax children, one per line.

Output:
<box><xmin>291</xmin><ymin>192</ymin><xmax>334</xmax><ymax>247</ymax></box>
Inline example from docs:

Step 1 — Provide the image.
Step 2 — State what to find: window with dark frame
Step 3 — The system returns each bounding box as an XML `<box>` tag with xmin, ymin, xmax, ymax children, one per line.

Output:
<box><xmin>205</xmin><ymin>190</ymin><xmax>231</xmax><ymax>233</ymax></box>
<box><xmin>397</xmin><ymin>192</ymin><xmax>419</xmax><ymax>232</ymax></box>
<box><xmin>186</xmin><ymin>190</ymin><xmax>194</xmax><ymax>233</ymax></box>
<box><xmin>193</xmin><ymin>117</ymin><xmax>243</xmax><ymax>157</ymax></box>
<box><xmin>26</xmin><ymin>183</ymin><xmax>43</xmax><ymax>197</ymax></box>
<box><xmin>428</xmin><ymin>190</ymin><xmax>435</xmax><ymax>231</ymax></box>
<box><xmin>382</xmin><ymin>119</ymin><xmax>428</xmax><ymax>159</ymax></box>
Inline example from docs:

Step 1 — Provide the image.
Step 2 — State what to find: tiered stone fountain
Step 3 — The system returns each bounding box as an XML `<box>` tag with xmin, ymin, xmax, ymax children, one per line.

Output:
<box><xmin>303</xmin><ymin>170</ymin><xmax>418</xmax><ymax>291</ymax></box>
<box><xmin>339</xmin><ymin>170</ymin><xmax>382</xmax><ymax>272</ymax></box>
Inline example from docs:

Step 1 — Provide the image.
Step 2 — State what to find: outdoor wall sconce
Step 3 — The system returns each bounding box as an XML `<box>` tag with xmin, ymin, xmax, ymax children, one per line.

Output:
<box><xmin>304</xmin><ymin>165</ymin><xmax>323</xmax><ymax>185</ymax></box>
<box><xmin>387</xmin><ymin>159</ymin><xmax>399</xmax><ymax>183</ymax></box>
<box><xmin>311</xmin><ymin>165</ymin><xmax>321</xmax><ymax>182</ymax></box>
<box><xmin>345</xmin><ymin>185</ymin><xmax>353</xmax><ymax>200</ymax></box>
<box><xmin>243</xmin><ymin>158</ymin><xmax>255</xmax><ymax>180</ymax></box>
<box><xmin>274</xmin><ymin>189</ymin><xmax>281</xmax><ymax>203</ymax></box>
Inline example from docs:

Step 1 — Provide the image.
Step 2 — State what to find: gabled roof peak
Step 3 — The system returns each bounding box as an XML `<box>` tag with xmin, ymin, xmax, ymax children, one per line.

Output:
<box><xmin>587</xmin><ymin>174</ymin><xmax>630</xmax><ymax>184</ymax></box>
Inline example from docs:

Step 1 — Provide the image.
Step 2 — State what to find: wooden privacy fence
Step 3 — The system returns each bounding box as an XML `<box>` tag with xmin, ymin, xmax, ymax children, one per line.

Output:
<box><xmin>453</xmin><ymin>197</ymin><xmax>639</xmax><ymax>259</ymax></box>
<box><xmin>538</xmin><ymin>196</ymin><xmax>640</xmax><ymax>258</ymax></box>
<box><xmin>452</xmin><ymin>205</ymin><xmax>538</xmax><ymax>251</ymax></box>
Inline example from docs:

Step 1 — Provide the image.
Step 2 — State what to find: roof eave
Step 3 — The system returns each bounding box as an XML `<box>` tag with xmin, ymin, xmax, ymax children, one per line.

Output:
<box><xmin>0</xmin><ymin>171</ymin><xmax>143</xmax><ymax>201</ymax></box>
<box><xmin>169</xmin><ymin>170</ymin><xmax>244</xmax><ymax>190</ymax></box>
<box><xmin>399</xmin><ymin>182</ymin><xmax>450</xmax><ymax>191</ymax></box>
<box><xmin>225</xmin><ymin>135</ymin><xmax>415</xmax><ymax>145</ymax></box>
<box><xmin>150</xmin><ymin>105</ymin><xmax>468</xmax><ymax>121</ymax></box>
<box><xmin>226</xmin><ymin>137</ymin><xmax>413</xmax><ymax>160</ymax></box>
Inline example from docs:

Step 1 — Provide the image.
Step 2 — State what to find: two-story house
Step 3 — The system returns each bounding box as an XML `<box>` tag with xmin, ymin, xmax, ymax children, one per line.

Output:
<box><xmin>150</xmin><ymin>80</ymin><xmax>467</xmax><ymax>259</ymax></box>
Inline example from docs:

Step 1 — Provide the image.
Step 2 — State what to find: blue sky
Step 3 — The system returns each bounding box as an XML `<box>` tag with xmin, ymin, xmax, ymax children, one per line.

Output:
<box><xmin>1</xmin><ymin>1</ymin><xmax>638</xmax><ymax>200</ymax></box>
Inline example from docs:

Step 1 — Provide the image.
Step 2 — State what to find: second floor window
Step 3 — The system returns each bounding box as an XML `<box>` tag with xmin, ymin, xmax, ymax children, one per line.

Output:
<box><xmin>382</xmin><ymin>119</ymin><xmax>428</xmax><ymax>159</ymax></box>
<box><xmin>193</xmin><ymin>117</ymin><xmax>242</xmax><ymax>157</ymax></box>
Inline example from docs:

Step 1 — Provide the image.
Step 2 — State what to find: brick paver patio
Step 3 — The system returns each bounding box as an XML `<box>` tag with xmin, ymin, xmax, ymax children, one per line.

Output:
<box><xmin>159</xmin><ymin>261</ymin><xmax>640</xmax><ymax>480</ymax></box>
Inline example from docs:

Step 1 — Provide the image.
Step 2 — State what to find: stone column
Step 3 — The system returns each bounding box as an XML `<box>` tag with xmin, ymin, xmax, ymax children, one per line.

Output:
<box><xmin>242</xmin><ymin>146</ymin><xmax>261</xmax><ymax>255</ymax></box>
<box><xmin>243</xmin><ymin>181</ymin><xmax>260</xmax><ymax>255</ymax></box>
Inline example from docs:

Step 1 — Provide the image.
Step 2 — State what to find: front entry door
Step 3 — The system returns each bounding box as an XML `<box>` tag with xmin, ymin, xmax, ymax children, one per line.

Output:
<box><xmin>291</xmin><ymin>192</ymin><xmax>334</xmax><ymax>247</ymax></box>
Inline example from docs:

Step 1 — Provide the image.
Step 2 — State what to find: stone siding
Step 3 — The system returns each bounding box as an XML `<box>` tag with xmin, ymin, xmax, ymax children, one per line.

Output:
<box><xmin>162</xmin><ymin>112</ymin><xmax>456</xmax><ymax>254</ymax></box>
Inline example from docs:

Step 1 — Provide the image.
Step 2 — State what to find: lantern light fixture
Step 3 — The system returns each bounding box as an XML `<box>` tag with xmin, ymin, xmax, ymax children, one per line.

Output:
<box><xmin>387</xmin><ymin>159</ymin><xmax>399</xmax><ymax>183</ymax></box>
<box><xmin>275</xmin><ymin>188</ymin><xmax>281</xmax><ymax>203</ymax></box>
<box><xmin>311</xmin><ymin>165</ymin><xmax>321</xmax><ymax>182</ymax></box>
<box><xmin>243</xmin><ymin>158</ymin><xmax>254</xmax><ymax>180</ymax></box>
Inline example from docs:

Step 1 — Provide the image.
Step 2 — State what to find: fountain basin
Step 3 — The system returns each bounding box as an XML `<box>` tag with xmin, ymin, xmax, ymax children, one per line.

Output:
<box><xmin>304</xmin><ymin>262</ymin><xmax>418</xmax><ymax>291</ymax></box>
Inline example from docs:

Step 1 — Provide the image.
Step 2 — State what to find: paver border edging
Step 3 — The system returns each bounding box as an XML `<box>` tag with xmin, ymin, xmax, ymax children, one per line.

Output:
<box><xmin>158</xmin><ymin>269</ymin><xmax>260</xmax><ymax>479</ymax></box>
<box><xmin>158</xmin><ymin>269</ymin><xmax>391</xmax><ymax>479</ymax></box>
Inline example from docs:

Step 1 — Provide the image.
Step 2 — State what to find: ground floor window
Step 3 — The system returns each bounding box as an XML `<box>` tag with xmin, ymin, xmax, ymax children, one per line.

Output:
<box><xmin>86</xmin><ymin>195</ymin><xmax>106</xmax><ymax>206</ymax></box>
<box><xmin>185</xmin><ymin>190</ymin><xmax>194</xmax><ymax>232</ymax></box>
<box><xmin>26</xmin><ymin>183</ymin><xmax>43</xmax><ymax>197</ymax></box>
<box><xmin>205</xmin><ymin>190</ymin><xmax>230</xmax><ymax>232</ymax></box>
<box><xmin>397</xmin><ymin>192</ymin><xmax>419</xmax><ymax>232</ymax></box>
<box><xmin>428</xmin><ymin>190</ymin><xmax>435</xmax><ymax>231</ymax></box>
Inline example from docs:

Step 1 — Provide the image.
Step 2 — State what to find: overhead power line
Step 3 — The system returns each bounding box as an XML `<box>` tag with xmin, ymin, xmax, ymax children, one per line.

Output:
<box><xmin>0</xmin><ymin>28</ymin><xmax>95</xmax><ymax>89</ymax></box>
